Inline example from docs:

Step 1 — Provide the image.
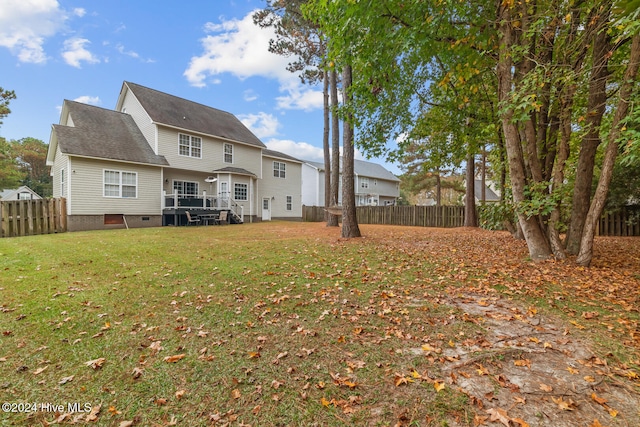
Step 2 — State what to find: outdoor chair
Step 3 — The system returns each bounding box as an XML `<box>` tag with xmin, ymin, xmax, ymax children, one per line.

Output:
<box><xmin>218</xmin><ymin>211</ymin><xmax>228</xmax><ymax>225</ymax></box>
<box><xmin>185</xmin><ymin>211</ymin><xmax>201</xmax><ymax>226</ymax></box>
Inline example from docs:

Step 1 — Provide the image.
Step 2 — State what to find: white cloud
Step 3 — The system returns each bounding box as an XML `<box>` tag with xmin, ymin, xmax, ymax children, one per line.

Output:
<box><xmin>62</xmin><ymin>37</ymin><xmax>99</xmax><ymax>68</ymax></box>
<box><xmin>243</xmin><ymin>89</ymin><xmax>258</xmax><ymax>102</ymax></box>
<box><xmin>73</xmin><ymin>95</ymin><xmax>100</xmax><ymax>105</ymax></box>
<box><xmin>276</xmin><ymin>84</ymin><xmax>324</xmax><ymax>111</ymax></box>
<box><xmin>0</xmin><ymin>0</ymin><xmax>68</xmax><ymax>64</ymax></box>
<box><xmin>239</xmin><ymin>112</ymin><xmax>280</xmax><ymax>139</ymax></box>
<box><xmin>73</xmin><ymin>8</ymin><xmax>86</xmax><ymax>17</ymax></box>
<box><xmin>184</xmin><ymin>11</ymin><xmax>322</xmax><ymax>112</ymax></box>
<box><xmin>115</xmin><ymin>43</ymin><xmax>155</xmax><ymax>63</ymax></box>
<box><xmin>265</xmin><ymin>139</ymin><xmax>324</xmax><ymax>162</ymax></box>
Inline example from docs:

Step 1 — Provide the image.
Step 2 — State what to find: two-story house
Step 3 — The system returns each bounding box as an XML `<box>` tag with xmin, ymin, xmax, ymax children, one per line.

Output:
<box><xmin>46</xmin><ymin>82</ymin><xmax>302</xmax><ymax>231</ymax></box>
<box><xmin>302</xmin><ymin>158</ymin><xmax>400</xmax><ymax>207</ymax></box>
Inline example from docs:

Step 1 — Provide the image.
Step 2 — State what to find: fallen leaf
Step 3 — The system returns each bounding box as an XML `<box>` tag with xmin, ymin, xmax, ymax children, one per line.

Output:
<box><xmin>486</xmin><ymin>407</ymin><xmax>511</xmax><ymax>427</ymax></box>
<box><xmin>175</xmin><ymin>389</ymin><xmax>186</xmax><ymax>399</ymax></box>
<box><xmin>552</xmin><ymin>396</ymin><xmax>577</xmax><ymax>411</ymax></box>
<box><xmin>85</xmin><ymin>404</ymin><xmax>101</xmax><ymax>422</ymax></box>
<box><xmin>33</xmin><ymin>366</ymin><xmax>48</xmax><ymax>375</ymax></box>
<box><xmin>118</xmin><ymin>421</ymin><xmax>134</xmax><ymax>427</ymax></box>
<box><xmin>566</xmin><ymin>366</ymin><xmax>579</xmax><ymax>374</ymax></box>
<box><xmin>85</xmin><ymin>358</ymin><xmax>106</xmax><ymax>369</ymax></box>
<box><xmin>231</xmin><ymin>389</ymin><xmax>241</xmax><ymax>399</ymax></box>
<box><xmin>320</xmin><ymin>397</ymin><xmax>331</xmax><ymax>407</ymax></box>
<box><xmin>513</xmin><ymin>359</ymin><xmax>531</xmax><ymax>369</ymax></box>
<box><xmin>163</xmin><ymin>354</ymin><xmax>185</xmax><ymax>363</ymax></box>
<box><xmin>539</xmin><ymin>383</ymin><xmax>553</xmax><ymax>392</ymax></box>
<box><xmin>59</xmin><ymin>375</ymin><xmax>74</xmax><ymax>385</ymax></box>
<box><xmin>434</xmin><ymin>381</ymin><xmax>446</xmax><ymax>392</ymax></box>
<box><xmin>512</xmin><ymin>418</ymin><xmax>530</xmax><ymax>427</ymax></box>
<box><xmin>591</xmin><ymin>393</ymin><xmax>607</xmax><ymax>405</ymax></box>
<box><xmin>132</xmin><ymin>367</ymin><xmax>144</xmax><ymax>379</ymax></box>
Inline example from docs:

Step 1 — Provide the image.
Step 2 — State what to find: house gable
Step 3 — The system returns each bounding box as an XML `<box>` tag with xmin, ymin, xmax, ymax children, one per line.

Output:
<box><xmin>119</xmin><ymin>82</ymin><xmax>266</xmax><ymax>149</ymax></box>
<box><xmin>48</xmin><ymin>100</ymin><xmax>169</xmax><ymax>167</ymax></box>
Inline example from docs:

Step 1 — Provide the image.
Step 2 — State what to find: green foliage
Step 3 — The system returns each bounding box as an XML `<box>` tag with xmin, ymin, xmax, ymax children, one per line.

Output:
<box><xmin>478</xmin><ymin>202</ymin><xmax>516</xmax><ymax>231</ymax></box>
<box><xmin>0</xmin><ymin>137</ymin><xmax>22</xmax><ymax>190</ymax></box>
<box><xmin>517</xmin><ymin>182</ymin><xmax>559</xmax><ymax>219</ymax></box>
<box><xmin>0</xmin><ymin>86</ymin><xmax>16</xmax><ymax>126</ymax></box>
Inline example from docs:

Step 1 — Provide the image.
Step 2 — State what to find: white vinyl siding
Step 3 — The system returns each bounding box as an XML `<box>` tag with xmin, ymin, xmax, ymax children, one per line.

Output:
<box><xmin>156</xmin><ymin>127</ymin><xmax>262</xmax><ymax>177</ymax></box>
<box><xmin>67</xmin><ymin>158</ymin><xmax>161</xmax><ymax>215</ymax></box>
<box><xmin>260</xmin><ymin>156</ymin><xmax>302</xmax><ymax>218</ymax></box>
<box><xmin>118</xmin><ymin>88</ymin><xmax>155</xmax><ymax>151</ymax></box>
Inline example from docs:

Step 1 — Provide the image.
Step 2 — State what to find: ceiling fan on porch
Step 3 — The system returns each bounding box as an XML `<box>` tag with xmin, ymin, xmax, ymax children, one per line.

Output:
<box><xmin>205</xmin><ymin>176</ymin><xmax>217</xmax><ymax>183</ymax></box>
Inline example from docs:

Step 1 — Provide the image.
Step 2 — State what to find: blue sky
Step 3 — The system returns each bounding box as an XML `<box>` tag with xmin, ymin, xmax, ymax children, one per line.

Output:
<box><xmin>0</xmin><ymin>0</ymin><xmax>400</xmax><ymax>174</ymax></box>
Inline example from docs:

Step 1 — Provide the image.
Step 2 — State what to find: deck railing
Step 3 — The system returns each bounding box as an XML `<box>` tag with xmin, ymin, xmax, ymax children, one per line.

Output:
<box><xmin>163</xmin><ymin>192</ymin><xmax>244</xmax><ymax>222</ymax></box>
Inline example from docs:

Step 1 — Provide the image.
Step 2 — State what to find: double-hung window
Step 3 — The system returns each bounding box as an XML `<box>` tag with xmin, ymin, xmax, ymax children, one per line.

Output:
<box><xmin>273</xmin><ymin>161</ymin><xmax>286</xmax><ymax>178</ymax></box>
<box><xmin>104</xmin><ymin>170</ymin><xmax>137</xmax><ymax>198</ymax></box>
<box><xmin>224</xmin><ymin>143</ymin><xmax>233</xmax><ymax>163</ymax></box>
<box><xmin>361</xmin><ymin>177</ymin><xmax>369</xmax><ymax>189</ymax></box>
<box><xmin>179</xmin><ymin>134</ymin><xmax>202</xmax><ymax>158</ymax></box>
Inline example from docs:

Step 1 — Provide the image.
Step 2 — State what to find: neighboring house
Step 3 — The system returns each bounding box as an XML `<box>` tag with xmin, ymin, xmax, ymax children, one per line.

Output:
<box><xmin>302</xmin><ymin>158</ymin><xmax>400</xmax><ymax>207</ymax></box>
<box><xmin>46</xmin><ymin>81</ymin><xmax>302</xmax><ymax>231</ymax></box>
<box><xmin>0</xmin><ymin>185</ymin><xmax>42</xmax><ymax>201</ymax></box>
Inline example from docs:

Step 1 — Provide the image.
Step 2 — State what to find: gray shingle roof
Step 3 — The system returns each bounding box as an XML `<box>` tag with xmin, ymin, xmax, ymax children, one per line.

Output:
<box><xmin>305</xmin><ymin>158</ymin><xmax>399</xmax><ymax>182</ymax></box>
<box><xmin>474</xmin><ymin>180</ymin><xmax>500</xmax><ymax>202</ymax></box>
<box><xmin>212</xmin><ymin>166</ymin><xmax>257</xmax><ymax>177</ymax></box>
<box><xmin>124</xmin><ymin>82</ymin><xmax>266</xmax><ymax>148</ymax></box>
<box><xmin>262</xmin><ymin>149</ymin><xmax>302</xmax><ymax>163</ymax></box>
<box><xmin>53</xmin><ymin>101</ymin><xmax>169</xmax><ymax>166</ymax></box>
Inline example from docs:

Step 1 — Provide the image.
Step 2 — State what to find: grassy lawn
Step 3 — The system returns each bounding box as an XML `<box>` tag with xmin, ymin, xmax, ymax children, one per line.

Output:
<box><xmin>1</xmin><ymin>222</ymin><xmax>638</xmax><ymax>426</ymax></box>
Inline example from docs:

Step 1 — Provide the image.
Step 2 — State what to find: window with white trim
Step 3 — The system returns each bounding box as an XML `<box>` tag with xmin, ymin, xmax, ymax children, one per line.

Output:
<box><xmin>273</xmin><ymin>161</ymin><xmax>286</xmax><ymax>178</ymax></box>
<box><xmin>60</xmin><ymin>168</ymin><xmax>65</xmax><ymax>197</ymax></box>
<box><xmin>179</xmin><ymin>133</ymin><xmax>202</xmax><ymax>158</ymax></box>
<box><xmin>224</xmin><ymin>143</ymin><xmax>233</xmax><ymax>163</ymax></box>
<box><xmin>173</xmin><ymin>180</ymin><xmax>199</xmax><ymax>197</ymax></box>
<box><xmin>286</xmin><ymin>195</ymin><xmax>292</xmax><ymax>211</ymax></box>
<box><xmin>234</xmin><ymin>183</ymin><xmax>248</xmax><ymax>201</ymax></box>
<box><xmin>361</xmin><ymin>177</ymin><xmax>369</xmax><ymax>189</ymax></box>
<box><xmin>104</xmin><ymin>170</ymin><xmax>137</xmax><ymax>198</ymax></box>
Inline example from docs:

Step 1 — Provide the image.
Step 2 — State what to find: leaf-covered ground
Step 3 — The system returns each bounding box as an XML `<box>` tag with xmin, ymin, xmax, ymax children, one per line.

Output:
<box><xmin>0</xmin><ymin>223</ymin><xmax>638</xmax><ymax>426</ymax></box>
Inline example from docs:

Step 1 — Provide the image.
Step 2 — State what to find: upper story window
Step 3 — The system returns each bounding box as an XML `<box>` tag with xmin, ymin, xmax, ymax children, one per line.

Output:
<box><xmin>273</xmin><ymin>161</ymin><xmax>286</xmax><ymax>178</ymax></box>
<box><xmin>361</xmin><ymin>177</ymin><xmax>369</xmax><ymax>189</ymax></box>
<box><xmin>179</xmin><ymin>133</ymin><xmax>202</xmax><ymax>158</ymax></box>
<box><xmin>224</xmin><ymin>143</ymin><xmax>234</xmax><ymax>163</ymax></box>
<box><xmin>104</xmin><ymin>170</ymin><xmax>137</xmax><ymax>198</ymax></box>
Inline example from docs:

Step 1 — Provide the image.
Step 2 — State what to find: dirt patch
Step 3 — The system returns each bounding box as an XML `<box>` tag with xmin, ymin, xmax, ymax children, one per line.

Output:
<box><xmin>436</xmin><ymin>293</ymin><xmax>640</xmax><ymax>426</ymax></box>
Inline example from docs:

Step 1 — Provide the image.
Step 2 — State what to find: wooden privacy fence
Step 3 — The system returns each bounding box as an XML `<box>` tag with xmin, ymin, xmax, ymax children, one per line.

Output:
<box><xmin>0</xmin><ymin>198</ymin><xmax>67</xmax><ymax>238</ymax></box>
<box><xmin>598</xmin><ymin>206</ymin><xmax>640</xmax><ymax>236</ymax></box>
<box><xmin>303</xmin><ymin>204</ymin><xmax>640</xmax><ymax>236</ymax></box>
<box><xmin>303</xmin><ymin>205</ymin><xmax>465</xmax><ymax>228</ymax></box>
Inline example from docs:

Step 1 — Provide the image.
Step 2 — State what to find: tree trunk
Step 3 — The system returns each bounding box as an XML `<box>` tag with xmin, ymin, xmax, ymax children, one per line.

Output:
<box><xmin>322</xmin><ymin>71</ymin><xmax>332</xmax><ymax>223</ymax></box>
<box><xmin>497</xmin><ymin>1</ymin><xmax>552</xmax><ymax>261</ymax></box>
<box><xmin>577</xmin><ymin>34</ymin><xmax>640</xmax><ymax>266</ymax></box>
<box><xmin>464</xmin><ymin>153</ymin><xmax>477</xmax><ymax>227</ymax></box>
<box><xmin>341</xmin><ymin>64</ymin><xmax>361</xmax><ymax>238</ymax></box>
<box><xmin>327</xmin><ymin>68</ymin><xmax>340</xmax><ymax>227</ymax></box>
<box><xmin>566</xmin><ymin>4</ymin><xmax>612</xmax><ymax>254</ymax></box>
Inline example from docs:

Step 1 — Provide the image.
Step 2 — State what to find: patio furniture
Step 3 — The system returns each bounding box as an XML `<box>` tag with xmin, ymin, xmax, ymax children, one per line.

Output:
<box><xmin>199</xmin><ymin>213</ymin><xmax>220</xmax><ymax>225</ymax></box>
<box><xmin>186</xmin><ymin>211</ymin><xmax>201</xmax><ymax>225</ymax></box>
<box><xmin>218</xmin><ymin>211</ymin><xmax>228</xmax><ymax>225</ymax></box>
